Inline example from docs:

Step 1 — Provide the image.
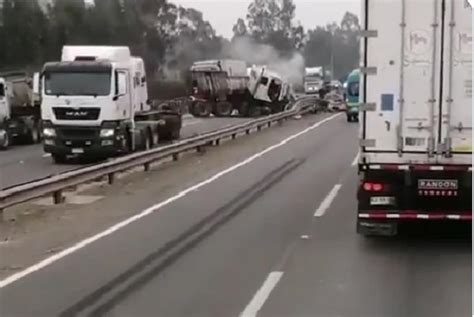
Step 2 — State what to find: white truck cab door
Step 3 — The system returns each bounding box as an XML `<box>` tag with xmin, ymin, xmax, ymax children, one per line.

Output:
<box><xmin>115</xmin><ymin>70</ymin><xmax>133</xmax><ymax>120</ymax></box>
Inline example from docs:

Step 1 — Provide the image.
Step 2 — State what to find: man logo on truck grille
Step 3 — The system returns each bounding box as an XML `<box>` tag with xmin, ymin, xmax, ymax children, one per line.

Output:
<box><xmin>418</xmin><ymin>179</ymin><xmax>458</xmax><ymax>190</ymax></box>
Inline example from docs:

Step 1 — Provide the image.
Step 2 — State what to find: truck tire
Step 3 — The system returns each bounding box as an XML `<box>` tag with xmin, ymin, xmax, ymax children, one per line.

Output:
<box><xmin>194</xmin><ymin>101</ymin><xmax>212</xmax><ymax>117</ymax></box>
<box><xmin>0</xmin><ymin>130</ymin><xmax>9</xmax><ymax>150</ymax></box>
<box><xmin>26</xmin><ymin>122</ymin><xmax>41</xmax><ymax>144</ymax></box>
<box><xmin>238</xmin><ymin>101</ymin><xmax>250</xmax><ymax>117</ymax></box>
<box><xmin>52</xmin><ymin>153</ymin><xmax>67</xmax><ymax>164</ymax></box>
<box><xmin>213</xmin><ymin>101</ymin><xmax>233</xmax><ymax>117</ymax></box>
<box><xmin>346</xmin><ymin>115</ymin><xmax>352</xmax><ymax>122</ymax></box>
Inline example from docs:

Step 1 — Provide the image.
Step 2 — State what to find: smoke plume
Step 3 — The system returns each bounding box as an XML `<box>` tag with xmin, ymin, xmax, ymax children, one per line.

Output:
<box><xmin>224</xmin><ymin>37</ymin><xmax>305</xmax><ymax>86</ymax></box>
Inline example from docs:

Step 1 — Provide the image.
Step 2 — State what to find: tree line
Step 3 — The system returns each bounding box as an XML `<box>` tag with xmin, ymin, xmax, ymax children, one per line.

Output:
<box><xmin>0</xmin><ymin>0</ymin><xmax>360</xmax><ymax>97</ymax></box>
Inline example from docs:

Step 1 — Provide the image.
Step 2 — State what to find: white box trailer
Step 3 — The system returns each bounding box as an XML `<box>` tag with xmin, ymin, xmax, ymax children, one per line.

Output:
<box><xmin>357</xmin><ymin>0</ymin><xmax>472</xmax><ymax>236</ymax></box>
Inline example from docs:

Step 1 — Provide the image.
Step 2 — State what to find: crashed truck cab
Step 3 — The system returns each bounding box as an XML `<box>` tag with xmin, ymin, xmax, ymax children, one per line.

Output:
<box><xmin>247</xmin><ymin>66</ymin><xmax>286</xmax><ymax>113</ymax></box>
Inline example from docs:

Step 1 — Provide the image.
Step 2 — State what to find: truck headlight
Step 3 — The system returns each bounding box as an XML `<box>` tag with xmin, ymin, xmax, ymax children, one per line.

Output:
<box><xmin>100</xmin><ymin>129</ymin><xmax>115</xmax><ymax>138</ymax></box>
<box><xmin>43</xmin><ymin>128</ymin><xmax>56</xmax><ymax>137</ymax></box>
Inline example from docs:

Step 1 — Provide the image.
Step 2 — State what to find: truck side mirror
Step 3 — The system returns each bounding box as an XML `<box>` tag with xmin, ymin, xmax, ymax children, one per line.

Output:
<box><xmin>33</xmin><ymin>72</ymin><xmax>40</xmax><ymax>95</ymax></box>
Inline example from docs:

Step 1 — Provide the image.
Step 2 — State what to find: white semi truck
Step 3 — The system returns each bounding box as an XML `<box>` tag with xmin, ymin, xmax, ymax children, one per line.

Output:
<box><xmin>189</xmin><ymin>60</ymin><xmax>290</xmax><ymax>117</ymax></box>
<box><xmin>357</xmin><ymin>0</ymin><xmax>472</xmax><ymax>236</ymax></box>
<box><xmin>0</xmin><ymin>71</ymin><xmax>42</xmax><ymax>150</ymax></box>
<box><xmin>41</xmin><ymin>46</ymin><xmax>182</xmax><ymax>163</ymax></box>
<box><xmin>304</xmin><ymin>67</ymin><xmax>324</xmax><ymax>95</ymax></box>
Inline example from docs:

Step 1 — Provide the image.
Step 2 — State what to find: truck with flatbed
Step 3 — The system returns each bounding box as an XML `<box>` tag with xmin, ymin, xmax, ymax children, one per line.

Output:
<box><xmin>40</xmin><ymin>46</ymin><xmax>182</xmax><ymax>163</ymax></box>
<box><xmin>189</xmin><ymin>60</ymin><xmax>290</xmax><ymax>117</ymax></box>
<box><xmin>357</xmin><ymin>0</ymin><xmax>472</xmax><ymax>236</ymax></box>
<box><xmin>0</xmin><ymin>71</ymin><xmax>42</xmax><ymax>150</ymax></box>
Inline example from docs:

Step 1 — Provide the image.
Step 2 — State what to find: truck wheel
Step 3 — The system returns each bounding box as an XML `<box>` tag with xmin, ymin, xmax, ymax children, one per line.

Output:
<box><xmin>213</xmin><ymin>101</ymin><xmax>233</xmax><ymax>117</ymax></box>
<box><xmin>239</xmin><ymin>102</ymin><xmax>250</xmax><ymax>117</ymax></box>
<box><xmin>26</xmin><ymin>123</ymin><xmax>41</xmax><ymax>144</ymax></box>
<box><xmin>171</xmin><ymin>128</ymin><xmax>180</xmax><ymax>140</ymax></box>
<box><xmin>0</xmin><ymin>130</ymin><xmax>9</xmax><ymax>150</ymax></box>
<box><xmin>52</xmin><ymin>154</ymin><xmax>67</xmax><ymax>164</ymax></box>
<box><xmin>346</xmin><ymin>115</ymin><xmax>352</xmax><ymax>122</ymax></box>
<box><xmin>194</xmin><ymin>101</ymin><xmax>212</xmax><ymax>117</ymax></box>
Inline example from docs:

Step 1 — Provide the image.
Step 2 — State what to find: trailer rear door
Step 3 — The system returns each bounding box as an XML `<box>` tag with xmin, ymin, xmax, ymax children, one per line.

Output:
<box><xmin>360</xmin><ymin>0</ymin><xmax>471</xmax><ymax>165</ymax></box>
<box><xmin>439</xmin><ymin>0</ymin><xmax>472</xmax><ymax>164</ymax></box>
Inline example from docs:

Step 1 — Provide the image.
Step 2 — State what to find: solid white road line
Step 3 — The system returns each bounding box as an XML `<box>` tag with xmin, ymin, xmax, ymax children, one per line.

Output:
<box><xmin>240</xmin><ymin>271</ymin><xmax>284</xmax><ymax>317</ymax></box>
<box><xmin>314</xmin><ymin>184</ymin><xmax>342</xmax><ymax>217</ymax></box>
<box><xmin>0</xmin><ymin>113</ymin><xmax>341</xmax><ymax>289</ymax></box>
<box><xmin>351</xmin><ymin>151</ymin><xmax>360</xmax><ymax>166</ymax></box>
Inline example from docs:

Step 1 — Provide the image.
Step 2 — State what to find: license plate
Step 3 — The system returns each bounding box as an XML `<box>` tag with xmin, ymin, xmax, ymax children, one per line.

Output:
<box><xmin>72</xmin><ymin>148</ymin><xmax>84</xmax><ymax>154</ymax></box>
<box><xmin>370</xmin><ymin>196</ymin><xmax>394</xmax><ymax>206</ymax></box>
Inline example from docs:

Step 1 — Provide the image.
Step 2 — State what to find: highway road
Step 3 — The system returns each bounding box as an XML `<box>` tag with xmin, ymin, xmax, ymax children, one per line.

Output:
<box><xmin>0</xmin><ymin>113</ymin><xmax>470</xmax><ymax>317</ymax></box>
<box><xmin>0</xmin><ymin>116</ymin><xmax>253</xmax><ymax>189</ymax></box>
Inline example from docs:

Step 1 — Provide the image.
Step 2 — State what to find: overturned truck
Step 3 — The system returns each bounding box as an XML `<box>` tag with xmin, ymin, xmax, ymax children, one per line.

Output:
<box><xmin>189</xmin><ymin>60</ymin><xmax>291</xmax><ymax>117</ymax></box>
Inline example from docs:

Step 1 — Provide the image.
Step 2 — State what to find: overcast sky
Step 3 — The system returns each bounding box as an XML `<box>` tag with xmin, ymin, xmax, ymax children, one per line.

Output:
<box><xmin>170</xmin><ymin>0</ymin><xmax>360</xmax><ymax>39</ymax></box>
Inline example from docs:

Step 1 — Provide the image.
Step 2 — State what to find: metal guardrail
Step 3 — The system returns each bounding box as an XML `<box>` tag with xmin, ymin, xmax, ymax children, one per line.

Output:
<box><xmin>0</xmin><ymin>97</ymin><xmax>319</xmax><ymax>212</ymax></box>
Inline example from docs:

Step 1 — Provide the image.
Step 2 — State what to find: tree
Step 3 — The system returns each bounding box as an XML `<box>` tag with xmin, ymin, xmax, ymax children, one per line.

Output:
<box><xmin>0</xmin><ymin>0</ymin><xmax>49</xmax><ymax>68</ymax></box>
<box><xmin>234</xmin><ymin>0</ymin><xmax>303</xmax><ymax>56</ymax></box>
<box><xmin>303</xmin><ymin>11</ymin><xmax>360</xmax><ymax>79</ymax></box>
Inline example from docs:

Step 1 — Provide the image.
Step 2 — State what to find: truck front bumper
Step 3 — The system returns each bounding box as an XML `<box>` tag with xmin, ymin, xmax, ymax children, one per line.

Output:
<box><xmin>43</xmin><ymin>125</ymin><xmax>125</xmax><ymax>157</ymax></box>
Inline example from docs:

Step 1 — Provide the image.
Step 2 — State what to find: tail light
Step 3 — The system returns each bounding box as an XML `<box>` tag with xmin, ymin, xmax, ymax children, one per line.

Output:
<box><xmin>362</xmin><ymin>182</ymin><xmax>385</xmax><ymax>192</ymax></box>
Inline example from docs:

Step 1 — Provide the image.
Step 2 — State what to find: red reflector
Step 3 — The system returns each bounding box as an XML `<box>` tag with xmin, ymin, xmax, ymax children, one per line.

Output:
<box><xmin>363</xmin><ymin>182</ymin><xmax>373</xmax><ymax>191</ymax></box>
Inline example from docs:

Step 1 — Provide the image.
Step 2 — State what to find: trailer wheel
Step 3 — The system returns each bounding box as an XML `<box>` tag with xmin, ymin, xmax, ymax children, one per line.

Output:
<box><xmin>213</xmin><ymin>101</ymin><xmax>233</xmax><ymax>117</ymax></box>
<box><xmin>0</xmin><ymin>130</ymin><xmax>9</xmax><ymax>150</ymax></box>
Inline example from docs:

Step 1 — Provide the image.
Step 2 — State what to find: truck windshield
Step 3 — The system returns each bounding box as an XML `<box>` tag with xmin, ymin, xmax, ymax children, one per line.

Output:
<box><xmin>348</xmin><ymin>81</ymin><xmax>359</xmax><ymax>97</ymax></box>
<box><xmin>45</xmin><ymin>72</ymin><xmax>111</xmax><ymax>96</ymax></box>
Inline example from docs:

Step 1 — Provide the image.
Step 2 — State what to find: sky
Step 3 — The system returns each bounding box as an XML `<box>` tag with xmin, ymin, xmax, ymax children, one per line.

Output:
<box><xmin>170</xmin><ymin>0</ymin><xmax>361</xmax><ymax>39</ymax></box>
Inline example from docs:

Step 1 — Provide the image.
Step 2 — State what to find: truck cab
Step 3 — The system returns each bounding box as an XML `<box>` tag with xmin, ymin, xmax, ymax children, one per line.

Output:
<box><xmin>41</xmin><ymin>46</ymin><xmax>152</xmax><ymax>162</ymax></box>
<box><xmin>344</xmin><ymin>69</ymin><xmax>359</xmax><ymax>122</ymax></box>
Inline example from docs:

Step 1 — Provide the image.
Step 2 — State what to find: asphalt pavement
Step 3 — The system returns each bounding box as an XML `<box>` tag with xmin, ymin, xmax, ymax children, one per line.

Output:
<box><xmin>0</xmin><ymin>116</ymin><xmax>252</xmax><ymax>189</ymax></box>
<box><xmin>0</xmin><ymin>114</ymin><xmax>470</xmax><ymax>317</ymax></box>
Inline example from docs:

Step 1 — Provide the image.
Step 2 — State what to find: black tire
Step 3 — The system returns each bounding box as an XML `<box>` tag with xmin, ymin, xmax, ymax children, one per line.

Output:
<box><xmin>142</xmin><ymin>130</ymin><xmax>152</xmax><ymax>151</ymax></box>
<box><xmin>213</xmin><ymin>101</ymin><xmax>233</xmax><ymax>117</ymax></box>
<box><xmin>239</xmin><ymin>101</ymin><xmax>250</xmax><ymax>117</ymax></box>
<box><xmin>194</xmin><ymin>101</ymin><xmax>212</xmax><ymax>117</ymax></box>
<box><xmin>346</xmin><ymin>115</ymin><xmax>352</xmax><ymax>122</ymax></box>
<box><xmin>0</xmin><ymin>130</ymin><xmax>9</xmax><ymax>150</ymax></box>
<box><xmin>171</xmin><ymin>128</ymin><xmax>180</xmax><ymax>140</ymax></box>
<box><xmin>26</xmin><ymin>122</ymin><xmax>41</xmax><ymax>144</ymax></box>
<box><xmin>52</xmin><ymin>154</ymin><xmax>67</xmax><ymax>164</ymax></box>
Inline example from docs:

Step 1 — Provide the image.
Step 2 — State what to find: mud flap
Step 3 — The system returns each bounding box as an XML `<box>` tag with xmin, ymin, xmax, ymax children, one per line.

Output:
<box><xmin>357</xmin><ymin>220</ymin><xmax>398</xmax><ymax>237</ymax></box>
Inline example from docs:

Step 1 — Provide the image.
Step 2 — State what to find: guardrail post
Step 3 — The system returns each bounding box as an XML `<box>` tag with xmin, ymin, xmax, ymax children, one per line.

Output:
<box><xmin>144</xmin><ymin>162</ymin><xmax>151</xmax><ymax>172</ymax></box>
<box><xmin>215</xmin><ymin>139</ymin><xmax>220</xmax><ymax>146</ymax></box>
<box><xmin>108</xmin><ymin>173</ymin><xmax>115</xmax><ymax>185</ymax></box>
<box><xmin>257</xmin><ymin>125</ymin><xmax>262</xmax><ymax>131</ymax></box>
<box><xmin>53</xmin><ymin>190</ymin><xmax>64</xmax><ymax>204</ymax></box>
<box><xmin>246</xmin><ymin>129</ymin><xmax>250</xmax><ymax>135</ymax></box>
<box><xmin>197</xmin><ymin>146</ymin><xmax>204</xmax><ymax>153</ymax></box>
<box><xmin>232</xmin><ymin>134</ymin><xmax>236</xmax><ymax>139</ymax></box>
<box><xmin>268</xmin><ymin>122</ymin><xmax>272</xmax><ymax>128</ymax></box>
<box><xmin>172</xmin><ymin>153</ymin><xmax>179</xmax><ymax>161</ymax></box>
